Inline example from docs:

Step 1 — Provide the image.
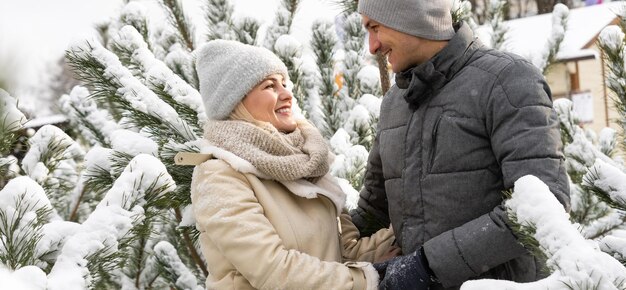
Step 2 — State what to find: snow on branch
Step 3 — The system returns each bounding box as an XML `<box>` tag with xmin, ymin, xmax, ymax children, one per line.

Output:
<box><xmin>462</xmin><ymin>175</ymin><xmax>626</xmax><ymax>290</ymax></box>
<box><xmin>67</xmin><ymin>39</ymin><xmax>198</xmax><ymax>143</ymax></box>
<box><xmin>113</xmin><ymin>25</ymin><xmax>206</xmax><ymax>130</ymax></box>
<box><xmin>152</xmin><ymin>241</ymin><xmax>203</xmax><ymax>290</ymax></box>
<box><xmin>0</xmin><ymin>176</ymin><xmax>54</xmax><ymax>270</ymax></box>
<box><xmin>46</xmin><ymin>154</ymin><xmax>176</xmax><ymax>289</ymax></box>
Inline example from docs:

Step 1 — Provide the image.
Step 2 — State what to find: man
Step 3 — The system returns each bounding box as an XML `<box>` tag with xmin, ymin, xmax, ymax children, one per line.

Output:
<box><xmin>350</xmin><ymin>1</ymin><xmax>571</xmax><ymax>289</ymax></box>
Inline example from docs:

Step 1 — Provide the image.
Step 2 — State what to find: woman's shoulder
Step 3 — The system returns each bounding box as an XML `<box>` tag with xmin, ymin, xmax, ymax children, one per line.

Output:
<box><xmin>195</xmin><ymin>158</ymin><xmax>241</xmax><ymax>176</ymax></box>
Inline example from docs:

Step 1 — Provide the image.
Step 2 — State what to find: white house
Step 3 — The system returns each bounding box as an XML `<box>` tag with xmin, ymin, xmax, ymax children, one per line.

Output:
<box><xmin>491</xmin><ymin>2</ymin><xmax>623</xmax><ymax>134</ymax></box>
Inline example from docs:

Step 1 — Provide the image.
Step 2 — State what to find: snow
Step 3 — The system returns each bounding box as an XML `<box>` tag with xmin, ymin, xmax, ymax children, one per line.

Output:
<box><xmin>21</xmin><ymin>125</ymin><xmax>85</xmax><ymax>184</ymax></box>
<box><xmin>45</xmin><ymin>155</ymin><xmax>175</xmax><ymax>289</ymax></box>
<box><xmin>357</xmin><ymin>66</ymin><xmax>381</xmax><ymax>95</ymax></box>
<box><xmin>83</xmin><ymin>147</ymin><xmax>114</xmax><ymax>177</ymax></box>
<box><xmin>584</xmin><ymin>159</ymin><xmax>626</xmax><ymax>205</ymax></box>
<box><xmin>114</xmin><ymin>26</ymin><xmax>207</xmax><ymax>124</ymax></box>
<box><xmin>329</xmin><ymin>128</ymin><xmax>354</xmax><ymax>155</ymax></box>
<box><xmin>59</xmin><ymin>86</ymin><xmax>119</xmax><ymax>145</ymax></box>
<box><xmin>2</xmin><ymin>0</ymin><xmax>343</xmax><ymax>119</ymax></box>
<box><xmin>69</xmin><ymin>40</ymin><xmax>198</xmax><ymax>141</ymax></box>
<box><xmin>22</xmin><ymin>115</ymin><xmax>69</xmax><ymax>130</ymax></box>
<box><xmin>357</xmin><ymin>93</ymin><xmax>382</xmax><ymax>118</ymax></box>
<box><xmin>0</xmin><ymin>89</ymin><xmax>27</xmax><ymax>130</ymax></box>
<box><xmin>47</xmin><ymin>205</ymin><xmax>137</xmax><ymax>290</ymax></box>
<box><xmin>496</xmin><ymin>2</ymin><xmax>623</xmax><ymax>61</ymax></box>
<box><xmin>179</xmin><ymin>204</ymin><xmax>196</xmax><ymax>227</ymax></box>
<box><xmin>98</xmin><ymin>154</ymin><xmax>175</xmax><ymax>210</ymax></box>
<box><xmin>153</xmin><ymin>241</ymin><xmax>203</xmax><ymax>290</ymax></box>
<box><xmin>345</xmin><ymin>104</ymin><xmax>372</xmax><ymax>129</ymax></box>
<box><xmin>599</xmin><ymin>24</ymin><xmax>625</xmax><ymax>51</ymax></box>
<box><xmin>0</xmin><ymin>176</ymin><xmax>54</xmax><ymax>221</ymax></box>
<box><xmin>274</xmin><ymin>34</ymin><xmax>303</xmax><ymax>58</ymax></box>
<box><xmin>0</xmin><ymin>265</ymin><xmax>47</xmax><ymax>290</ymax></box>
<box><xmin>110</xmin><ymin>129</ymin><xmax>159</xmax><ymax>157</ymax></box>
<box><xmin>462</xmin><ymin>175</ymin><xmax>626</xmax><ymax>290</ymax></box>
<box><xmin>336</xmin><ymin>177</ymin><xmax>360</xmax><ymax>210</ymax></box>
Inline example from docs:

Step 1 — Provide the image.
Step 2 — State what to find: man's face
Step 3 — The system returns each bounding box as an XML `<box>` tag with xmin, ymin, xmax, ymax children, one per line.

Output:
<box><xmin>362</xmin><ymin>15</ymin><xmax>427</xmax><ymax>73</ymax></box>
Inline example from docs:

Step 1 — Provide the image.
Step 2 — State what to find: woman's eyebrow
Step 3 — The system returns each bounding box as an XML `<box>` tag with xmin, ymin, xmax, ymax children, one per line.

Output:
<box><xmin>265</xmin><ymin>76</ymin><xmax>283</xmax><ymax>83</ymax></box>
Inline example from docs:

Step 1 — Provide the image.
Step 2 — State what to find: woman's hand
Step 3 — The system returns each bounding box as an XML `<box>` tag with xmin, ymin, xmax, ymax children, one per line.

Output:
<box><xmin>374</xmin><ymin>245</ymin><xmax>401</xmax><ymax>263</ymax></box>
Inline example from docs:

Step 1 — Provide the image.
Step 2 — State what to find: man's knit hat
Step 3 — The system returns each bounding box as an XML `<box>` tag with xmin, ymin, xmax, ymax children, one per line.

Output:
<box><xmin>358</xmin><ymin>0</ymin><xmax>455</xmax><ymax>41</ymax></box>
<box><xmin>196</xmin><ymin>40</ymin><xmax>289</xmax><ymax>120</ymax></box>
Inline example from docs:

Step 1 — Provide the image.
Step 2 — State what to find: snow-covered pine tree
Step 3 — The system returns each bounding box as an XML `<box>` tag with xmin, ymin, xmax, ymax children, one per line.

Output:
<box><xmin>0</xmin><ymin>89</ymin><xmax>26</xmax><ymax>187</ymax></box>
<box><xmin>487</xmin><ymin>0</ymin><xmax>509</xmax><ymax>50</ymax></box>
<box><xmin>535</xmin><ymin>3</ymin><xmax>569</xmax><ymax>74</ymax></box>
<box><xmin>274</xmin><ymin>34</ymin><xmax>311</xmax><ymax>118</ymax></box>
<box><xmin>310</xmin><ymin>20</ymin><xmax>341</xmax><ymax>138</ymax></box>
<box><xmin>341</xmin><ymin>12</ymin><xmax>367</xmax><ymax>100</ymax></box>
<box><xmin>599</xmin><ymin>24</ymin><xmax>626</xmax><ymax>153</ymax></box>
<box><xmin>264</xmin><ymin>0</ymin><xmax>300</xmax><ymax>51</ymax></box>
<box><xmin>20</xmin><ymin>125</ymin><xmax>84</xmax><ymax>220</ymax></box>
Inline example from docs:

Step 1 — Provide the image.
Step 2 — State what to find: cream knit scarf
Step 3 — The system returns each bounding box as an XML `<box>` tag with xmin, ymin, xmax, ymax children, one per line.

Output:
<box><xmin>203</xmin><ymin>117</ymin><xmax>330</xmax><ymax>182</ymax></box>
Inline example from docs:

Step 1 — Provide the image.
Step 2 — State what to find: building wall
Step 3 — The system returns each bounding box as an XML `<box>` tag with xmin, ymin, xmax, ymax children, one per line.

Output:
<box><xmin>545</xmin><ymin>48</ymin><xmax>621</xmax><ymax>135</ymax></box>
<box><xmin>542</xmin><ymin>44</ymin><xmax>624</xmax><ymax>158</ymax></box>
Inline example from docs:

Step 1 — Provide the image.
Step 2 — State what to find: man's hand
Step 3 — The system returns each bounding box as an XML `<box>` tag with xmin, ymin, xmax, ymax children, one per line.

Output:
<box><xmin>378</xmin><ymin>248</ymin><xmax>435</xmax><ymax>290</ymax></box>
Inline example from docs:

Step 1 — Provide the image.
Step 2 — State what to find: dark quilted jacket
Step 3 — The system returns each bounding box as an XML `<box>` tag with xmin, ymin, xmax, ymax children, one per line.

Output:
<box><xmin>351</xmin><ymin>23</ymin><xmax>570</xmax><ymax>289</ymax></box>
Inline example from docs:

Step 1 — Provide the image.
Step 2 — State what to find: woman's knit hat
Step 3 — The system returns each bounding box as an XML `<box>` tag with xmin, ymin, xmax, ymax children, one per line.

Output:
<box><xmin>358</xmin><ymin>0</ymin><xmax>455</xmax><ymax>41</ymax></box>
<box><xmin>196</xmin><ymin>40</ymin><xmax>289</xmax><ymax>120</ymax></box>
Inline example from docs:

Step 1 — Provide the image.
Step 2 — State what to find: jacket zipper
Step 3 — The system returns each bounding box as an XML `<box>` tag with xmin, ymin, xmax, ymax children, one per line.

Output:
<box><xmin>428</xmin><ymin>115</ymin><xmax>443</xmax><ymax>173</ymax></box>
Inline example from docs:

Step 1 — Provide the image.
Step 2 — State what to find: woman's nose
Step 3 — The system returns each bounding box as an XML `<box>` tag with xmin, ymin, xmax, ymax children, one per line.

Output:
<box><xmin>279</xmin><ymin>86</ymin><xmax>293</xmax><ymax>100</ymax></box>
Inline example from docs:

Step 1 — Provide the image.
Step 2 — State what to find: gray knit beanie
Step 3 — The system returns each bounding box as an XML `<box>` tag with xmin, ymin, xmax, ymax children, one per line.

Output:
<box><xmin>358</xmin><ymin>0</ymin><xmax>455</xmax><ymax>41</ymax></box>
<box><xmin>196</xmin><ymin>40</ymin><xmax>289</xmax><ymax>120</ymax></box>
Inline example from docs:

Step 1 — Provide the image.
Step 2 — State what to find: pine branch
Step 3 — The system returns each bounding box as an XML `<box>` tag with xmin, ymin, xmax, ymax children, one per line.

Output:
<box><xmin>119</xmin><ymin>4</ymin><xmax>151</xmax><ymax>51</ymax></box>
<box><xmin>233</xmin><ymin>17</ymin><xmax>260</xmax><ymax>45</ymax></box>
<box><xmin>540</xmin><ymin>4</ymin><xmax>568</xmax><ymax>75</ymax></box>
<box><xmin>69</xmin><ymin>103</ymin><xmax>110</xmax><ymax>147</ymax></box>
<box><xmin>0</xmin><ymin>194</ymin><xmax>52</xmax><ymax>269</ymax></box>
<box><xmin>175</xmin><ymin>208</ymin><xmax>208</xmax><ymax>277</ymax></box>
<box><xmin>67</xmin><ymin>42</ymin><xmax>198</xmax><ymax>144</ymax></box>
<box><xmin>598</xmin><ymin>25</ymin><xmax>626</xmax><ymax>153</ymax></box>
<box><xmin>506</xmin><ymin>212</ymin><xmax>552</xmax><ymax>276</ymax></box>
<box><xmin>332</xmin><ymin>0</ymin><xmax>358</xmax><ymax>15</ymax></box>
<box><xmin>487</xmin><ymin>0</ymin><xmax>509</xmax><ymax>50</ymax></box>
<box><xmin>110</xmin><ymin>26</ymin><xmax>205</xmax><ymax>132</ymax></box>
<box><xmin>204</xmin><ymin>0</ymin><xmax>235</xmax><ymax>41</ymax></box>
<box><xmin>342</xmin><ymin>13</ymin><xmax>367</xmax><ymax>99</ymax></box>
<box><xmin>583</xmin><ymin>167</ymin><xmax>626</xmax><ymax>211</ymax></box>
<box><xmin>311</xmin><ymin>21</ymin><xmax>341</xmax><ymax>137</ymax></box>
<box><xmin>0</xmin><ymin>116</ymin><xmax>22</xmax><ymax>156</ymax></box>
<box><xmin>282</xmin><ymin>0</ymin><xmax>300</xmax><ymax>32</ymax></box>
<box><xmin>153</xmin><ymin>240</ymin><xmax>204</xmax><ymax>289</ymax></box>
<box><xmin>161</xmin><ymin>0</ymin><xmax>195</xmax><ymax>51</ymax></box>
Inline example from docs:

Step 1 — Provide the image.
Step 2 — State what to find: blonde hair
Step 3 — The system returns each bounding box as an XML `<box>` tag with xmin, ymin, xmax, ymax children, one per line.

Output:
<box><xmin>229</xmin><ymin>102</ymin><xmax>266</xmax><ymax>127</ymax></box>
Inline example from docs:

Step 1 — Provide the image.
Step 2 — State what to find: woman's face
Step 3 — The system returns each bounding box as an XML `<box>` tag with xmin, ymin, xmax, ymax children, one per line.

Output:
<box><xmin>242</xmin><ymin>74</ymin><xmax>297</xmax><ymax>133</ymax></box>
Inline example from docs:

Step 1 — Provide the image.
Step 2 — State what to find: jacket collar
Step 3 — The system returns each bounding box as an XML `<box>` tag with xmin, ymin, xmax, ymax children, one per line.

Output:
<box><xmin>190</xmin><ymin>140</ymin><xmax>347</xmax><ymax>214</ymax></box>
<box><xmin>396</xmin><ymin>22</ymin><xmax>480</xmax><ymax>110</ymax></box>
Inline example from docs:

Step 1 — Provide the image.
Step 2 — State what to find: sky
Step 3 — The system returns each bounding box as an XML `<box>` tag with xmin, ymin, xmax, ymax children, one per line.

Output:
<box><xmin>0</xmin><ymin>0</ymin><xmax>123</xmax><ymax>115</ymax></box>
<box><xmin>0</xmin><ymin>0</ymin><xmax>342</xmax><ymax>117</ymax></box>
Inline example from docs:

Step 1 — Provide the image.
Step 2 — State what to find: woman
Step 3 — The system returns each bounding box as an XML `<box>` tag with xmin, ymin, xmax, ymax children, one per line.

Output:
<box><xmin>185</xmin><ymin>40</ymin><xmax>397</xmax><ymax>289</ymax></box>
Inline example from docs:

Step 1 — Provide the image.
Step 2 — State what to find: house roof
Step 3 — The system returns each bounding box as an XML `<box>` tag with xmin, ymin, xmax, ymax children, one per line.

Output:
<box><xmin>485</xmin><ymin>2</ymin><xmax>622</xmax><ymax>62</ymax></box>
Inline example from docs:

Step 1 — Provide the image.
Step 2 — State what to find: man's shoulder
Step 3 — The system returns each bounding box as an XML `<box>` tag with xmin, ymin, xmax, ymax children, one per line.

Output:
<box><xmin>467</xmin><ymin>47</ymin><xmax>538</xmax><ymax>78</ymax></box>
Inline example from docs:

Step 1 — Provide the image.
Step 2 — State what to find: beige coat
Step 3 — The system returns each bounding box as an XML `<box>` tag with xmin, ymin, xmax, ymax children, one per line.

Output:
<box><xmin>189</xmin><ymin>154</ymin><xmax>394</xmax><ymax>290</ymax></box>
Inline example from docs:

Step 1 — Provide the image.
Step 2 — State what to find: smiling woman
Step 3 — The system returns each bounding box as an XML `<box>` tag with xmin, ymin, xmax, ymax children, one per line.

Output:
<box><xmin>183</xmin><ymin>39</ymin><xmax>399</xmax><ymax>289</ymax></box>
